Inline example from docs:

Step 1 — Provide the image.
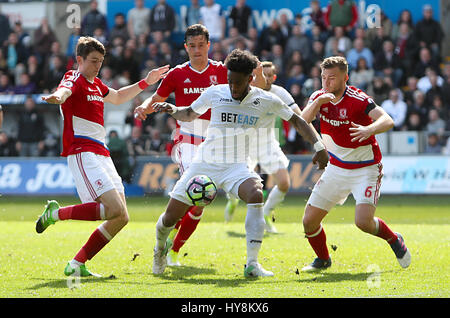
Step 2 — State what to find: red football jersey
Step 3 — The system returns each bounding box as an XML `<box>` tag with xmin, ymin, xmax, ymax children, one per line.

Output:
<box><xmin>308</xmin><ymin>85</ymin><xmax>382</xmax><ymax>169</ymax></box>
<box><xmin>58</xmin><ymin>70</ymin><xmax>110</xmax><ymax>157</ymax></box>
<box><xmin>156</xmin><ymin>60</ymin><xmax>228</xmax><ymax>145</ymax></box>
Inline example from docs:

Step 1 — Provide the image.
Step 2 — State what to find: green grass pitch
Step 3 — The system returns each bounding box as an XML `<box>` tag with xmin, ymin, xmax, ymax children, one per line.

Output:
<box><xmin>0</xmin><ymin>194</ymin><xmax>448</xmax><ymax>298</ymax></box>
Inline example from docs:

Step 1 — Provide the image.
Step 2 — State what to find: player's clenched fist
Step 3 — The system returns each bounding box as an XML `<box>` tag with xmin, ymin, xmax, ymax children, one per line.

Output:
<box><xmin>312</xmin><ymin>149</ymin><xmax>329</xmax><ymax>170</ymax></box>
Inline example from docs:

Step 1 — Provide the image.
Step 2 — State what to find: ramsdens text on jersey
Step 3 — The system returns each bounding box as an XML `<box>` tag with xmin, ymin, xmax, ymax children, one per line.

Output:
<box><xmin>87</xmin><ymin>95</ymin><xmax>103</xmax><ymax>102</ymax></box>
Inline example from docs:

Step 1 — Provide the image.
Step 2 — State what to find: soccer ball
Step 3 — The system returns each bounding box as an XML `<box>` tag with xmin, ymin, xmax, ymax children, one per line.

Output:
<box><xmin>186</xmin><ymin>175</ymin><xmax>217</xmax><ymax>206</ymax></box>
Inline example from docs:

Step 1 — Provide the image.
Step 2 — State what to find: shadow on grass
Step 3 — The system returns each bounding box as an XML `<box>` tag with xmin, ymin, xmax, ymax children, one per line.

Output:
<box><xmin>28</xmin><ymin>275</ymin><xmax>118</xmax><ymax>290</ymax></box>
<box><xmin>297</xmin><ymin>270</ymin><xmax>394</xmax><ymax>283</ymax></box>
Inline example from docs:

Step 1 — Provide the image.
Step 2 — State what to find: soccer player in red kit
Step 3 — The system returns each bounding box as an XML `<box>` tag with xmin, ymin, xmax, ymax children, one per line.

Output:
<box><xmin>300</xmin><ymin>56</ymin><xmax>411</xmax><ymax>271</ymax></box>
<box><xmin>135</xmin><ymin>24</ymin><xmax>266</xmax><ymax>266</ymax></box>
<box><xmin>35</xmin><ymin>36</ymin><xmax>169</xmax><ymax>277</ymax></box>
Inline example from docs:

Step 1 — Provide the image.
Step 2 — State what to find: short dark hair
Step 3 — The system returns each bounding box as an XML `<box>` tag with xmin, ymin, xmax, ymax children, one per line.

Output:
<box><xmin>225</xmin><ymin>49</ymin><xmax>258</xmax><ymax>76</ymax></box>
<box><xmin>76</xmin><ymin>36</ymin><xmax>106</xmax><ymax>59</ymax></box>
<box><xmin>184</xmin><ymin>24</ymin><xmax>209</xmax><ymax>43</ymax></box>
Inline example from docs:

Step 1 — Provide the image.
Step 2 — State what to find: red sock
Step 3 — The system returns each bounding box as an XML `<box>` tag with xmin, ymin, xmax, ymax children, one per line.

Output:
<box><xmin>375</xmin><ymin>218</ymin><xmax>398</xmax><ymax>243</ymax></box>
<box><xmin>306</xmin><ymin>225</ymin><xmax>330</xmax><ymax>260</ymax></box>
<box><xmin>59</xmin><ymin>202</ymin><xmax>102</xmax><ymax>221</ymax></box>
<box><xmin>74</xmin><ymin>227</ymin><xmax>110</xmax><ymax>263</ymax></box>
<box><xmin>172</xmin><ymin>206</ymin><xmax>203</xmax><ymax>253</ymax></box>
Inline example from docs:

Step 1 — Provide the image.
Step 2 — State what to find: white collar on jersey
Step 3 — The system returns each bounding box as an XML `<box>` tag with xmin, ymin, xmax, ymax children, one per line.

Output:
<box><xmin>329</xmin><ymin>86</ymin><xmax>347</xmax><ymax>105</ymax></box>
<box><xmin>188</xmin><ymin>60</ymin><xmax>211</xmax><ymax>74</ymax></box>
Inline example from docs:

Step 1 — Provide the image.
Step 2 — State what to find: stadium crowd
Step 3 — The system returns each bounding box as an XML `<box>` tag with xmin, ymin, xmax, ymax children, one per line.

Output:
<box><xmin>0</xmin><ymin>0</ymin><xmax>449</xmax><ymax>164</ymax></box>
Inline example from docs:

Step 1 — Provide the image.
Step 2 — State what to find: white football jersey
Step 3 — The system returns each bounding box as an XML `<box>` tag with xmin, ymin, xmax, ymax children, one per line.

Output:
<box><xmin>190</xmin><ymin>84</ymin><xmax>294</xmax><ymax>164</ymax></box>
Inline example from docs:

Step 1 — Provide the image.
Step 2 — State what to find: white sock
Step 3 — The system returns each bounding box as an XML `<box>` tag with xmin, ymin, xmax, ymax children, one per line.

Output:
<box><xmin>69</xmin><ymin>259</ymin><xmax>84</xmax><ymax>267</ymax></box>
<box><xmin>263</xmin><ymin>186</ymin><xmax>286</xmax><ymax>216</ymax></box>
<box><xmin>52</xmin><ymin>208</ymin><xmax>60</xmax><ymax>221</ymax></box>
<box><xmin>155</xmin><ymin>213</ymin><xmax>174</xmax><ymax>250</ymax></box>
<box><xmin>245</xmin><ymin>203</ymin><xmax>265</xmax><ymax>266</ymax></box>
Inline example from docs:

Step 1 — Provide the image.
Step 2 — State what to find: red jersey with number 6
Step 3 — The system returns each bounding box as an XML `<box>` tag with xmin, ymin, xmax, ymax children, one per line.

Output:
<box><xmin>58</xmin><ymin>70</ymin><xmax>110</xmax><ymax>157</ymax></box>
<box><xmin>307</xmin><ymin>85</ymin><xmax>382</xmax><ymax>169</ymax></box>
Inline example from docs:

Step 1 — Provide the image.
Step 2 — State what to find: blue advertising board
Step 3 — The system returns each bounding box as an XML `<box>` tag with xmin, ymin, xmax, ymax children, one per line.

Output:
<box><xmin>106</xmin><ymin>0</ymin><xmax>440</xmax><ymax>35</ymax></box>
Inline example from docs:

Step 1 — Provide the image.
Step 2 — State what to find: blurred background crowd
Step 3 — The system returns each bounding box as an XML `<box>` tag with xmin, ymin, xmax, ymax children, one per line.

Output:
<box><xmin>0</xmin><ymin>0</ymin><xmax>448</xmax><ymax>179</ymax></box>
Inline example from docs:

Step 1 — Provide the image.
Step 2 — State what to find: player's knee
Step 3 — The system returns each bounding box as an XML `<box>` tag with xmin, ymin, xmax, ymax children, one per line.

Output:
<box><xmin>355</xmin><ymin>217</ymin><xmax>372</xmax><ymax>233</ymax></box>
<box><xmin>105</xmin><ymin>200</ymin><xmax>127</xmax><ymax>220</ymax></box>
<box><xmin>302</xmin><ymin>206</ymin><xmax>321</xmax><ymax>232</ymax></box>
<box><xmin>190</xmin><ymin>205</ymin><xmax>204</xmax><ymax>217</ymax></box>
<box><xmin>277</xmin><ymin>179</ymin><xmax>290</xmax><ymax>193</ymax></box>
<box><xmin>247</xmin><ymin>188</ymin><xmax>264</xmax><ymax>204</ymax></box>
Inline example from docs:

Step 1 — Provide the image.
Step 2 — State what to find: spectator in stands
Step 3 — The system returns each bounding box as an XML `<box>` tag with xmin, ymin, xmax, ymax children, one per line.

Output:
<box><xmin>13</xmin><ymin>21</ymin><xmax>31</xmax><ymax>50</ymax></box>
<box><xmin>430</xmin><ymin>95</ymin><xmax>447</xmax><ymax>121</ymax></box>
<box><xmin>373</xmin><ymin>39</ymin><xmax>403</xmax><ymax>87</ymax></box>
<box><xmin>0</xmin><ymin>131</ymin><xmax>18</xmax><ymax>157</ymax></box>
<box><xmin>409</xmin><ymin>90</ymin><xmax>429</xmax><ymax>126</ymax></box>
<box><xmin>200</xmin><ymin>0</ymin><xmax>226</xmax><ymax>43</ymax></box>
<box><xmin>93</xmin><ymin>27</ymin><xmax>108</xmax><ymax>47</ymax></box>
<box><xmin>391</xmin><ymin>9</ymin><xmax>414</xmax><ymax>40</ymax></box>
<box><xmin>81</xmin><ymin>0</ymin><xmax>108</xmax><ymax>37</ymax></box>
<box><xmin>349</xmin><ymin>57</ymin><xmax>374</xmax><ymax>90</ymax></box>
<box><xmin>185</xmin><ymin>0</ymin><xmax>202</xmax><ymax>27</ymax></box>
<box><xmin>147</xmin><ymin>128</ymin><xmax>165</xmax><ymax>155</ymax></box>
<box><xmin>3</xmin><ymin>32</ymin><xmax>28</xmax><ymax>71</ymax></box>
<box><xmin>285</xmin><ymin>25</ymin><xmax>312</xmax><ymax>63</ymax></box>
<box><xmin>346</xmin><ymin>38</ymin><xmax>374</xmax><ymax>71</ymax></box>
<box><xmin>44</xmin><ymin>55</ymin><xmax>66</xmax><ymax>92</ymax></box>
<box><xmin>381</xmin><ymin>88</ymin><xmax>407</xmax><ymax>130</ymax></box>
<box><xmin>126</xmin><ymin>125</ymin><xmax>150</xmax><ymax>164</ymax></box>
<box><xmin>0</xmin><ymin>9</ymin><xmax>11</xmax><ymax>47</ymax></box>
<box><xmin>41</xmin><ymin>131</ymin><xmax>60</xmax><ymax>157</ymax></box>
<box><xmin>414</xmin><ymin>4</ymin><xmax>444</xmax><ymax>60</ymax></box>
<box><xmin>402</xmin><ymin>76</ymin><xmax>419</xmax><ymax>107</ymax></box>
<box><xmin>442</xmin><ymin>63</ymin><xmax>450</xmax><ymax>107</ymax></box>
<box><xmin>149</xmin><ymin>0</ymin><xmax>176</xmax><ymax>39</ymax></box>
<box><xmin>66</xmin><ymin>27</ymin><xmax>81</xmax><ymax>61</ymax></box>
<box><xmin>100</xmin><ymin>66</ymin><xmax>119</xmax><ymax>90</ymax></box>
<box><xmin>278</xmin><ymin>13</ymin><xmax>292</xmax><ymax>42</ymax></box>
<box><xmin>309</xmin><ymin>0</ymin><xmax>327</xmax><ymax>33</ymax></box>
<box><xmin>414</xmin><ymin>47</ymin><xmax>440</xmax><ymax>79</ymax></box>
<box><xmin>108</xmin><ymin>130</ymin><xmax>132</xmax><ymax>183</ymax></box>
<box><xmin>286</xmin><ymin>63</ymin><xmax>307</xmax><ymax>90</ymax></box>
<box><xmin>367</xmin><ymin>76</ymin><xmax>392</xmax><ymax>105</ymax></box>
<box><xmin>393</xmin><ymin>22</ymin><xmax>419</xmax><ymax>76</ymax></box>
<box><xmin>127</xmin><ymin>0</ymin><xmax>150</xmax><ymax>40</ymax></box>
<box><xmin>109</xmin><ymin>13</ymin><xmax>130</xmax><ymax>44</ymax></box>
<box><xmin>324</xmin><ymin>26</ymin><xmax>352</xmax><ymax>57</ymax></box>
<box><xmin>425</xmin><ymin>71</ymin><xmax>444</xmax><ymax>107</ymax></box>
<box><xmin>16</xmin><ymin>96</ymin><xmax>45</xmax><ymax>156</ymax></box>
<box><xmin>324</xmin><ymin>0</ymin><xmax>358</xmax><ymax>33</ymax></box>
<box><xmin>424</xmin><ymin>133</ymin><xmax>442</xmax><ymax>154</ymax></box>
<box><xmin>426</xmin><ymin>108</ymin><xmax>445</xmax><ymax>136</ymax></box>
<box><xmin>32</xmin><ymin>18</ymin><xmax>57</xmax><ymax>64</ymax></box>
<box><xmin>256</xmin><ymin>19</ymin><xmax>285</xmax><ymax>55</ymax></box>
<box><xmin>229</xmin><ymin>0</ymin><xmax>252</xmax><ymax>35</ymax></box>
<box><xmin>402</xmin><ymin>111</ymin><xmax>423</xmax><ymax>131</ymax></box>
<box><xmin>309</xmin><ymin>40</ymin><xmax>325</xmax><ymax>66</ymax></box>
<box><xmin>417</xmin><ymin>67</ymin><xmax>444</xmax><ymax>94</ymax></box>
<box><xmin>309</xmin><ymin>24</ymin><xmax>328</xmax><ymax>45</ymax></box>
<box><xmin>13</xmin><ymin>73</ymin><xmax>36</xmax><ymax>95</ymax></box>
<box><xmin>0</xmin><ymin>73</ymin><xmax>13</xmax><ymax>94</ymax></box>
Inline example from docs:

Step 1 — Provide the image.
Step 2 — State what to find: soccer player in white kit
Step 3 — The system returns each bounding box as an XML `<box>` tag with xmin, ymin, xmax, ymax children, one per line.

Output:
<box><xmin>300</xmin><ymin>56</ymin><xmax>411</xmax><ymax>271</ymax></box>
<box><xmin>224</xmin><ymin>61</ymin><xmax>321</xmax><ymax>233</ymax></box>
<box><xmin>35</xmin><ymin>36</ymin><xmax>169</xmax><ymax>277</ymax></box>
<box><xmin>148</xmin><ymin>49</ymin><xmax>329</xmax><ymax>277</ymax></box>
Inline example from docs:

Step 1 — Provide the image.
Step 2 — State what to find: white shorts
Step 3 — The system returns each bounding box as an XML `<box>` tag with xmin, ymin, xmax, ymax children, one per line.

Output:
<box><xmin>307</xmin><ymin>163</ymin><xmax>383</xmax><ymax>212</ymax></box>
<box><xmin>173</xmin><ymin>143</ymin><xmax>198</xmax><ymax>175</ymax></box>
<box><xmin>67</xmin><ymin>152</ymin><xmax>124</xmax><ymax>203</ymax></box>
<box><xmin>247</xmin><ymin>143</ymin><xmax>290</xmax><ymax>175</ymax></box>
<box><xmin>169</xmin><ymin>162</ymin><xmax>261</xmax><ymax>206</ymax></box>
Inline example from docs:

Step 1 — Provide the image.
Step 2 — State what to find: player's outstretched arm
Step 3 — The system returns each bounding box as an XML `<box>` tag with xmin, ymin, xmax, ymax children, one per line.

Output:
<box><xmin>152</xmin><ymin>102</ymin><xmax>200</xmax><ymax>122</ymax></box>
<box><xmin>105</xmin><ymin>65</ymin><xmax>170</xmax><ymax>105</ymax></box>
<box><xmin>134</xmin><ymin>93</ymin><xmax>167</xmax><ymax>120</ymax></box>
<box><xmin>289</xmin><ymin>113</ymin><xmax>329</xmax><ymax>169</ymax></box>
<box><xmin>42</xmin><ymin>87</ymin><xmax>72</xmax><ymax>104</ymax></box>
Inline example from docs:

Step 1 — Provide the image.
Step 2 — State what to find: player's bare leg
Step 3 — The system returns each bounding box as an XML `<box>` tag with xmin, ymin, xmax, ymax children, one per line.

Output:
<box><xmin>153</xmin><ymin>198</ymin><xmax>190</xmax><ymax>274</ymax></box>
<box><xmin>302</xmin><ymin>204</ymin><xmax>331</xmax><ymax>271</ymax></box>
<box><xmin>238</xmin><ymin>178</ymin><xmax>274</xmax><ymax>277</ymax></box>
<box><xmin>263</xmin><ymin>168</ymin><xmax>290</xmax><ymax>233</ymax></box>
<box><xmin>355</xmin><ymin>204</ymin><xmax>411</xmax><ymax>268</ymax></box>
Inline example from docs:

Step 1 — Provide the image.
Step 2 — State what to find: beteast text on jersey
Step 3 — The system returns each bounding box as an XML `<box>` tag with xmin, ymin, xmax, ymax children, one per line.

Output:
<box><xmin>221</xmin><ymin>112</ymin><xmax>259</xmax><ymax>125</ymax></box>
